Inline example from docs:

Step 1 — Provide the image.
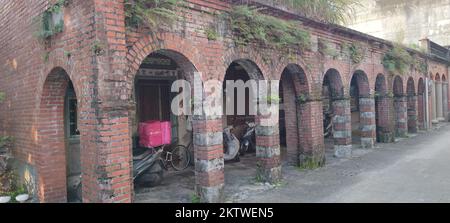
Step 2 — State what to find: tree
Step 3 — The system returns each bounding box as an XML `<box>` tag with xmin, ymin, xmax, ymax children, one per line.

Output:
<box><xmin>281</xmin><ymin>0</ymin><xmax>360</xmax><ymax>24</ymax></box>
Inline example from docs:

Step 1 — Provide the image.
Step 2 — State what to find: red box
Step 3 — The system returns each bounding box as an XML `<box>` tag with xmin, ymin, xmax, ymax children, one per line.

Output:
<box><xmin>139</xmin><ymin>121</ymin><xmax>171</xmax><ymax>148</ymax></box>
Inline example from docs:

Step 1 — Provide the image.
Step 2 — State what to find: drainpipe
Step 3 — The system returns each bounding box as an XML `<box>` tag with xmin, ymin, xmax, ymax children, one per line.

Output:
<box><xmin>425</xmin><ymin>77</ymin><xmax>430</xmax><ymax>130</ymax></box>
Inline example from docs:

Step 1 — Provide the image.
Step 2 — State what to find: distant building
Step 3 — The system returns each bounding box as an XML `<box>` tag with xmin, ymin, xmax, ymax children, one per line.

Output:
<box><xmin>346</xmin><ymin>0</ymin><xmax>450</xmax><ymax>47</ymax></box>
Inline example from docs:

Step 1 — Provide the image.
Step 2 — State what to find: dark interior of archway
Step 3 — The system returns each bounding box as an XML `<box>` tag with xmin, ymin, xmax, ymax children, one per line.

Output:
<box><xmin>65</xmin><ymin>81</ymin><xmax>82</xmax><ymax>203</ymax></box>
<box><xmin>133</xmin><ymin>52</ymin><xmax>195</xmax><ymax>195</ymax></box>
<box><xmin>223</xmin><ymin>62</ymin><xmax>254</xmax><ymax>131</ymax></box>
<box><xmin>350</xmin><ymin>76</ymin><xmax>361</xmax><ymax>144</ymax></box>
<box><xmin>375</xmin><ymin>75</ymin><xmax>387</xmax><ymax>143</ymax></box>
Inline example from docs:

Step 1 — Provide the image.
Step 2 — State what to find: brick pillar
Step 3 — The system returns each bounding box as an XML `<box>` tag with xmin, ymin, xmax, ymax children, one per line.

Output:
<box><xmin>256</xmin><ymin>115</ymin><xmax>282</xmax><ymax>183</ymax></box>
<box><xmin>436</xmin><ymin>81</ymin><xmax>444</xmax><ymax>121</ymax></box>
<box><xmin>193</xmin><ymin>117</ymin><xmax>224</xmax><ymax>203</ymax></box>
<box><xmin>417</xmin><ymin>93</ymin><xmax>425</xmax><ymax>130</ymax></box>
<box><xmin>443</xmin><ymin>83</ymin><xmax>448</xmax><ymax>121</ymax></box>
<box><xmin>297</xmin><ymin>100</ymin><xmax>325</xmax><ymax>167</ymax></box>
<box><xmin>376</xmin><ymin>95</ymin><xmax>394</xmax><ymax>142</ymax></box>
<box><xmin>332</xmin><ymin>99</ymin><xmax>352</xmax><ymax>158</ymax></box>
<box><xmin>407</xmin><ymin>94</ymin><xmax>418</xmax><ymax>133</ymax></box>
<box><xmin>431</xmin><ymin>81</ymin><xmax>437</xmax><ymax>123</ymax></box>
<box><xmin>359</xmin><ymin>97</ymin><xmax>376</xmax><ymax>148</ymax></box>
<box><xmin>394</xmin><ymin>96</ymin><xmax>408</xmax><ymax>137</ymax></box>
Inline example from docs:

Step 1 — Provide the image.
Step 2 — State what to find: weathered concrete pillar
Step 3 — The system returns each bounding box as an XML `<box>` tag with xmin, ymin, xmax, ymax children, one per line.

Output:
<box><xmin>256</xmin><ymin>114</ymin><xmax>282</xmax><ymax>183</ymax></box>
<box><xmin>443</xmin><ymin>83</ymin><xmax>448</xmax><ymax>121</ymax></box>
<box><xmin>193</xmin><ymin>117</ymin><xmax>225</xmax><ymax>203</ymax></box>
<box><xmin>359</xmin><ymin>97</ymin><xmax>376</xmax><ymax>148</ymax></box>
<box><xmin>407</xmin><ymin>94</ymin><xmax>418</xmax><ymax>133</ymax></box>
<box><xmin>394</xmin><ymin>96</ymin><xmax>408</xmax><ymax>137</ymax></box>
<box><xmin>436</xmin><ymin>81</ymin><xmax>444</xmax><ymax>121</ymax></box>
<box><xmin>375</xmin><ymin>95</ymin><xmax>395</xmax><ymax>142</ymax></box>
<box><xmin>431</xmin><ymin>80</ymin><xmax>437</xmax><ymax>123</ymax></box>
<box><xmin>332</xmin><ymin>99</ymin><xmax>352</xmax><ymax>158</ymax></box>
<box><xmin>297</xmin><ymin>100</ymin><xmax>325</xmax><ymax>167</ymax></box>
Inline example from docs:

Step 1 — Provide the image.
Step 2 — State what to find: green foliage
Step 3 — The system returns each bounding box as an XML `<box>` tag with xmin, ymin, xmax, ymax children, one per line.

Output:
<box><xmin>281</xmin><ymin>0</ymin><xmax>361</xmax><ymax>24</ymax></box>
<box><xmin>0</xmin><ymin>92</ymin><xmax>4</xmax><ymax>103</ymax></box>
<box><xmin>228</xmin><ymin>6</ymin><xmax>311</xmax><ymax>53</ymax></box>
<box><xmin>318</xmin><ymin>38</ymin><xmax>339</xmax><ymax>59</ymax></box>
<box><xmin>91</xmin><ymin>41</ymin><xmax>105</xmax><ymax>56</ymax></box>
<box><xmin>43</xmin><ymin>52</ymin><xmax>50</xmax><ymax>63</ymax></box>
<box><xmin>296</xmin><ymin>93</ymin><xmax>309</xmax><ymax>104</ymax></box>
<box><xmin>34</xmin><ymin>0</ymin><xmax>69</xmax><ymax>42</ymax></box>
<box><xmin>64</xmin><ymin>51</ymin><xmax>72</xmax><ymax>58</ymax></box>
<box><xmin>125</xmin><ymin>0</ymin><xmax>182</xmax><ymax>29</ymax></box>
<box><xmin>264</xmin><ymin>95</ymin><xmax>281</xmax><ymax>104</ymax></box>
<box><xmin>204</xmin><ymin>27</ymin><xmax>218</xmax><ymax>41</ymax></box>
<box><xmin>190</xmin><ymin>193</ymin><xmax>201</xmax><ymax>203</ymax></box>
<box><xmin>382</xmin><ymin>45</ymin><xmax>413</xmax><ymax>75</ymax></box>
<box><xmin>344</xmin><ymin>42</ymin><xmax>366</xmax><ymax>64</ymax></box>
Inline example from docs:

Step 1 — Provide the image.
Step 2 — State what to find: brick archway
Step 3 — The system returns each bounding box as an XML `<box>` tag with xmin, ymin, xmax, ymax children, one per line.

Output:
<box><xmin>322</xmin><ymin>68</ymin><xmax>351</xmax><ymax>157</ymax></box>
<box><xmin>393</xmin><ymin>76</ymin><xmax>407</xmax><ymax>137</ymax></box>
<box><xmin>36</xmin><ymin>67</ymin><xmax>74</xmax><ymax>203</ymax></box>
<box><xmin>350</xmin><ymin>70</ymin><xmax>375</xmax><ymax>148</ymax></box>
<box><xmin>375</xmin><ymin>74</ymin><xmax>393</xmax><ymax>142</ymax></box>
<box><xmin>280</xmin><ymin>64</ymin><xmax>324</xmax><ymax>167</ymax></box>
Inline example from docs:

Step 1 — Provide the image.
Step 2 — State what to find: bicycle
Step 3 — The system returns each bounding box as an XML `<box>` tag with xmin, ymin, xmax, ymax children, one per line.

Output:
<box><xmin>171</xmin><ymin>137</ymin><xmax>193</xmax><ymax>170</ymax></box>
<box><xmin>162</xmin><ymin>143</ymin><xmax>191</xmax><ymax>171</ymax></box>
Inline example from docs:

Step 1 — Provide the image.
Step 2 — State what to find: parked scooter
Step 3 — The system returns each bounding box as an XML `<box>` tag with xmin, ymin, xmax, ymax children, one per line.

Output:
<box><xmin>223</xmin><ymin>126</ymin><xmax>241</xmax><ymax>162</ymax></box>
<box><xmin>240</xmin><ymin>122</ymin><xmax>256</xmax><ymax>155</ymax></box>
<box><xmin>132</xmin><ymin>146</ymin><xmax>165</xmax><ymax>187</ymax></box>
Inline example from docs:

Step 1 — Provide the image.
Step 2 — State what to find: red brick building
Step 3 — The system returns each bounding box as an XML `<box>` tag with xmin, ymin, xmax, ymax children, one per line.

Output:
<box><xmin>0</xmin><ymin>0</ymin><xmax>449</xmax><ymax>203</ymax></box>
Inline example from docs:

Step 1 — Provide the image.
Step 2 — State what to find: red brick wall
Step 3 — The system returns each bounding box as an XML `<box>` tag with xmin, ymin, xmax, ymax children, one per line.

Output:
<box><xmin>1</xmin><ymin>0</ymin><xmax>449</xmax><ymax>203</ymax></box>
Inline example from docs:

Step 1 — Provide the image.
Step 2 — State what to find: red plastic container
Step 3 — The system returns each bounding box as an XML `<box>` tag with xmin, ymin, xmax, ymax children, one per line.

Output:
<box><xmin>139</xmin><ymin>121</ymin><xmax>171</xmax><ymax>148</ymax></box>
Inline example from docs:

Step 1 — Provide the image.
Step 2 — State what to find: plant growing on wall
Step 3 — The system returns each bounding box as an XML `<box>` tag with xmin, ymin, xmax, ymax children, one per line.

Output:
<box><xmin>125</xmin><ymin>0</ymin><xmax>182</xmax><ymax>29</ymax></box>
<box><xmin>227</xmin><ymin>5</ymin><xmax>311</xmax><ymax>53</ymax></box>
<box><xmin>343</xmin><ymin>42</ymin><xmax>366</xmax><ymax>64</ymax></box>
<box><xmin>34</xmin><ymin>0</ymin><xmax>69</xmax><ymax>43</ymax></box>
<box><xmin>318</xmin><ymin>38</ymin><xmax>339</xmax><ymax>59</ymax></box>
<box><xmin>382</xmin><ymin>45</ymin><xmax>413</xmax><ymax>75</ymax></box>
<box><xmin>0</xmin><ymin>92</ymin><xmax>16</xmax><ymax>198</ymax></box>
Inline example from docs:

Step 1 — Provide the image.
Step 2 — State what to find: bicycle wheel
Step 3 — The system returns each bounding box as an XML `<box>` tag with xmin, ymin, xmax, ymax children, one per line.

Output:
<box><xmin>170</xmin><ymin>145</ymin><xmax>190</xmax><ymax>171</ymax></box>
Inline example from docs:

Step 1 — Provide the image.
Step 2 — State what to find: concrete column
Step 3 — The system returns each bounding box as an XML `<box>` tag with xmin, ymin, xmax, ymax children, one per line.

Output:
<box><xmin>256</xmin><ymin>115</ymin><xmax>282</xmax><ymax>183</ymax></box>
<box><xmin>431</xmin><ymin>80</ymin><xmax>437</xmax><ymax>123</ymax></box>
<box><xmin>436</xmin><ymin>81</ymin><xmax>444</xmax><ymax>121</ymax></box>
<box><xmin>443</xmin><ymin>83</ymin><xmax>448</xmax><ymax>121</ymax></box>
<box><xmin>297</xmin><ymin>100</ymin><xmax>325</xmax><ymax>168</ymax></box>
<box><xmin>407</xmin><ymin>94</ymin><xmax>418</xmax><ymax>133</ymax></box>
<box><xmin>394</xmin><ymin>96</ymin><xmax>408</xmax><ymax>137</ymax></box>
<box><xmin>332</xmin><ymin>99</ymin><xmax>352</xmax><ymax>158</ymax></box>
<box><xmin>359</xmin><ymin>97</ymin><xmax>376</xmax><ymax>148</ymax></box>
<box><xmin>193</xmin><ymin>117</ymin><xmax>224</xmax><ymax>203</ymax></box>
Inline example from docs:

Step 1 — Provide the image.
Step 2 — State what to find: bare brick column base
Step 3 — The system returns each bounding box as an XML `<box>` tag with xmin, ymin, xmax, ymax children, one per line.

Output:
<box><xmin>394</xmin><ymin>96</ymin><xmax>408</xmax><ymax>138</ymax></box>
<box><xmin>332</xmin><ymin>99</ymin><xmax>352</xmax><ymax>158</ymax></box>
<box><xmin>297</xmin><ymin>100</ymin><xmax>325</xmax><ymax>168</ymax></box>
<box><xmin>256</xmin><ymin>125</ymin><xmax>282</xmax><ymax>183</ymax></box>
<box><xmin>193</xmin><ymin>117</ymin><xmax>225</xmax><ymax>203</ymax></box>
<box><xmin>376</xmin><ymin>96</ymin><xmax>395</xmax><ymax>143</ymax></box>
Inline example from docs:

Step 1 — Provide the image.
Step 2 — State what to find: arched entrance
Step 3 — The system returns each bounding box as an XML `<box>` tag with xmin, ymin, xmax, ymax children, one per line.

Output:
<box><xmin>279</xmin><ymin>64</ymin><xmax>309</xmax><ymax>165</ymax></box>
<box><xmin>442</xmin><ymin>75</ymin><xmax>449</xmax><ymax>121</ymax></box>
<box><xmin>132</xmin><ymin>50</ymin><xmax>198</xmax><ymax>202</ymax></box>
<box><xmin>435</xmin><ymin>73</ymin><xmax>444</xmax><ymax>121</ymax></box>
<box><xmin>375</xmin><ymin>74</ymin><xmax>393</xmax><ymax>142</ymax></box>
<box><xmin>322</xmin><ymin>69</ymin><xmax>351</xmax><ymax>157</ymax></box>
<box><xmin>350</xmin><ymin>70</ymin><xmax>374</xmax><ymax>148</ymax></box>
<box><xmin>407</xmin><ymin>77</ymin><xmax>418</xmax><ymax>133</ymax></box>
<box><xmin>37</xmin><ymin>68</ymin><xmax>81</xmax><ymax>203</ymax></box>
<box><xmin>393</xmin><ymin>76</ymin><xmax>407</xmax><ymax>137</ymax></box>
